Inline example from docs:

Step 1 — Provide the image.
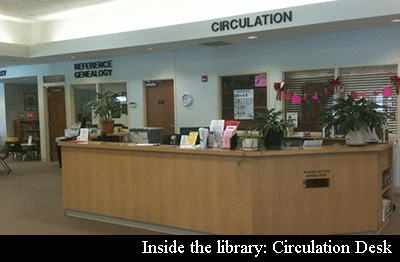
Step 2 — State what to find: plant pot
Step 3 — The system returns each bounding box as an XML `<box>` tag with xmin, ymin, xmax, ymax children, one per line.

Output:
<box><xmin>101</xmin><ymin>120</ymin><xmax>115</xmax><ymax>134</ymax></box>
<box><xmin>264</xmin><ymin>129</ymin><xmax>284</xmax><ymax>150</ymax></box>
<box><xmin>346</xmin><ymin>127</ymin><xmax>369</xmax><ymax>146</ymax></box>
<box><xmin>242</xmin><ymin>138</ymin><xmax>259</xmax><ymax>150</ymax></box>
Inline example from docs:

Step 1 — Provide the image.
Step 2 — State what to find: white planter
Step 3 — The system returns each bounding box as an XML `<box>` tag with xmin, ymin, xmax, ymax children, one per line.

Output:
<box><xmin>242</xmin><ymin>138</ymin><xmax>258</xmax><ymax>150</ymax></box>
<box><xmin>346</xmin><ymin>128</ymin><xmax>369</xmax><ymax>146</ymax></box>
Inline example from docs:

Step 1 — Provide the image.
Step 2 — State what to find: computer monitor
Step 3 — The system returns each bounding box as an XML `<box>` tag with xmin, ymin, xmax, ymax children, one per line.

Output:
<box><xmin>180</xmin><ymin>127</ymin><xmax>203</xmax><ymax>136</ymax></box>
<box><xmin>130</xmin><ymin>127</ymin><xmax>164</xmax><ymax>144</ymax></box>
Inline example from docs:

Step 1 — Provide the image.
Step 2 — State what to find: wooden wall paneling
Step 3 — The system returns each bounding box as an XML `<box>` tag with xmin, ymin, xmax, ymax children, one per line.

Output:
<box><xmin>61</xmin><ymin>142</ymin><xmax>393</xmax><ymax>235</ymax></box>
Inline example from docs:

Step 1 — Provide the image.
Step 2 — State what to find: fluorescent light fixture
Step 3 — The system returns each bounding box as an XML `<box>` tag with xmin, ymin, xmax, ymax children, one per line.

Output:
<box><xmin>391</xmin><ymin>19</ymin><xmax>400</xmax><ymax>23</ymax></box>
<box><xmin>248</xmin><ymin>36</ymin><xmax>259</xmax><ymax>40</ymax></box>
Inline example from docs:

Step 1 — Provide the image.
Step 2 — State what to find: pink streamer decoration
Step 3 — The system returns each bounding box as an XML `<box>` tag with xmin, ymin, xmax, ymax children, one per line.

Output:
<box><xmin>292</xmin><ymin>95</ymin><xmax>302</xmax><ymax>105</ymax></box>
<box><xmin>382</xmin><ymin>86</ymin><xmax>394</xmax><ymax>97</ymax></box>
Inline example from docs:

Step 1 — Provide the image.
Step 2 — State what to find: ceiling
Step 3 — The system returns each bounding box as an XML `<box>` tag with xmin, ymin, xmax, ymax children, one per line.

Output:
<box><xmin>0</xmin><ymin>0</ymin><xmax>335</xmax><ymax>22</ymax></box>
<box><xmin>0</xmin><ymin>0</ymin><xmax>398</xmax><ymax>78</ymax></box>
<box><xmin>0</xmin><ymin>0</ymin><xmax>115</xmax><ymax>21</ymax></box>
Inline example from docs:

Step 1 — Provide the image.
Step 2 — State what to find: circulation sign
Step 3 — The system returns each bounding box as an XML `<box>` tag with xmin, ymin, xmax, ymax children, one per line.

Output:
<box><xmin>211</xmin><ymin>11</ymin><xmax>293</xmax><ymax>32</ymax></box>
<box><xmin>74</xmin><ymin>60</ymin><xmax>113</xmax><ymax>78</ymax></box>
<box><xmin>0</xmin><ymin>70</ymin><xmax>6</xmax><ymax>76</ymax></box>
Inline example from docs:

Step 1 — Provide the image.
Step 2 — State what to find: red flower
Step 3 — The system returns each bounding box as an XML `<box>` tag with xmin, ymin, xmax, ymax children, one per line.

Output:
<box><xmin>351</xmin><ymin>91</ymin><xmax>359</xmax><ymax>99</ymax></box>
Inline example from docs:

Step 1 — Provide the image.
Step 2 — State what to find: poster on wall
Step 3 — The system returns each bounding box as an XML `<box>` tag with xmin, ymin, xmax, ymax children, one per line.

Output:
<box><xmin>24</xmin><ymin>93</ymin><xmax>38</xmax><ymax>111</ymax></box>
<box><xmin>286</xmin><ymin>112</ymin><xmax>298</xmax><ymax>128</ymax></box>
<box><xmin>234</xmin><ymin>89</ymin><xmax>254</xmax><ymax>120</ymax></box>
<box><xmin>255</xmin><ymin>74</ymin><xmax>267</xmax><ymax>87</ymax></box>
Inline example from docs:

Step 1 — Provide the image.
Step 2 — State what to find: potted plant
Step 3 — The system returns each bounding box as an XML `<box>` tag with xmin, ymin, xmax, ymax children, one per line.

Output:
<box><xmin>246</xmin><ymin>108</ymin><xmax>287</xmax><ymax>150</ymax></box>
<box><xmin>320</xmin><ymin>95</ymin><xmax>388</xmax><ymax>146</ymax></box>
<box><xmin>87</xmin><ymin>90</ymin><xmax>122</xmax><ymax>134</ymax></box>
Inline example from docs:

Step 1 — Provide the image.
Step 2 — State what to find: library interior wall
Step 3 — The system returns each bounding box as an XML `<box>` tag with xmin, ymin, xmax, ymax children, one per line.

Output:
<box><xmin>1</xmin><ymin>25</ymin><xmax>399</xmax><ymax>187</ymax></box>
<box><xmin>0</xmin><ymin>84</ymin><xmax>6</xmax><ymax>145</ymax></box>
<box><xmin>4</xmin><ymin>84</ymin><xmax>38</xmax><ymax>137</ymax></box>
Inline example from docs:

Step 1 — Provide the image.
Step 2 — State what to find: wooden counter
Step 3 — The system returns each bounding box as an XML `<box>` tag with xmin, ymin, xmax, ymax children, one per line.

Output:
<box><xmin>60</xmin><ymin>141</ymin><xmax>395</xmax><ymax>235</ymax></box>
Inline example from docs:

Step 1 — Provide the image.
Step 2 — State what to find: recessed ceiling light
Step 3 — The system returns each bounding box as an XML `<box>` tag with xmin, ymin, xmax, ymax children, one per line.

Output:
<box><xmin>147</xmin><ymin>47</ymin><xmax>154</xmax><ymax>51</ymax></box>
<box><xmin>391</xmin><ymin>19</ymin><xmax>400</xmax><ymax>23</ymax></box>
<box><xmin>71</xmin><ymin>55</ymin><xmax>77</xmax><ymax>59</ymax></box>
<box><xmin>247</xmin><ymin>36</ymin><xmax>258</xmax><ymax>40</ymax></box>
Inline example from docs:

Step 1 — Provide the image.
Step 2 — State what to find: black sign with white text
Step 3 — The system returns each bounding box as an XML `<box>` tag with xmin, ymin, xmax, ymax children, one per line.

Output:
<box><xmin>121</xmin><ymin>236</ymin><xmax>398</xmax><ymax>257</ymax></box>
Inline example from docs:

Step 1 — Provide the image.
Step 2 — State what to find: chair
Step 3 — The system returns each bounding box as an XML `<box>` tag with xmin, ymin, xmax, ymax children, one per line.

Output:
<box><xmin>0</xmin><ymin>144</ymin><xmax>11</xmax><ymax>173</ymax></box>
<box><xmin>6</xmin><ymin>140</ymin><xmax>27</xmax><ymax>161</ymax></box>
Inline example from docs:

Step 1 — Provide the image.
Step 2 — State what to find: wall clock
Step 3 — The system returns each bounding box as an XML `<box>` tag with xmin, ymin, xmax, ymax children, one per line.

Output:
<box><xmin>182</xmin><ymin>94</ymin><xmax>193</xmax><ymax>107</ymax></box>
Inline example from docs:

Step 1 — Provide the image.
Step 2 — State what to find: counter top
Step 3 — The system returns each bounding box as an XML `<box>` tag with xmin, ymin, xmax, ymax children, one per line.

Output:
<box><xmin>58</xmin><ymin>140</ymin><xmax>394</xmax><ymax>157</ymax></box>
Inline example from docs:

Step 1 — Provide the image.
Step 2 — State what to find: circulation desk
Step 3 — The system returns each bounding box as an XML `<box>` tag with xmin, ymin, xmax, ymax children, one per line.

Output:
<box><xmin>59</xmin><ymin>141</ymin><xmax>395</xmax><ymax>235</ymax></box>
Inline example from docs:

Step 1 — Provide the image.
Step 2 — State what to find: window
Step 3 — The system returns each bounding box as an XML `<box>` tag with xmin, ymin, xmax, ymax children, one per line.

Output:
<box><xmin>339</xmin><ymin>65</ymin><xmax>398</xmax><ymax>134</ymax></box>
<box><xmin>72</xmin><ymin>82</ymin><xmax>128</xmax><ymax>127</ymax></box>
<box><xmin>98</xmin><ymin>82</ymin><xmax>128</xmax><ymax>127</ymax></box>
<box><xmin>72</xmin><ymin>84</ymin><xmax>97</xmax><ymax>125</ymax></box>
<box><xmin>284</xmin><ymin>69</ymin><xmax>334</xmax><ymax>132</ymax></box>
<box><xmin>283</xmin><ymin>65</ymin><xmax>399</xmax><ymax>134</ymax></box>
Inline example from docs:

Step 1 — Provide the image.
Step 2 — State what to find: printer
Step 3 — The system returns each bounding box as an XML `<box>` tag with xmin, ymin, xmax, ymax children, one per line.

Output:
<box><xmin>129</xmin><ymin>127</ymin><xmax>165</xmax><ymax>144</ymax></box>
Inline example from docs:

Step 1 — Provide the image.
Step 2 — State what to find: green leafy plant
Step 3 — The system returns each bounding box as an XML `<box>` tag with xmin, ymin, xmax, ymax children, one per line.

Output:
<box><xmin>246</xmin><ymin>108</ymin><xmax>286</xmax><ymax>149</ymax></box>
<box><xmin>320</xmin><ymin>95</ymin><xmax>388</xmax><ymax>140</ymax></box>
<box><xmin>87</xmin><ymin>90</ymin><xmax>122</xmax><ymax>123</ymax></box>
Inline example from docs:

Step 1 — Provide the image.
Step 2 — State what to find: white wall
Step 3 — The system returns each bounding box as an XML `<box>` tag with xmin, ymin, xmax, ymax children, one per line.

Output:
<box><xmin>1</xmin><ymin>25</ymin><xmax>399</xmax><ymax>187</ymax></box>
<box><xmin>5</xmin><ymin>84</ymin><xmax>38</xmax><ymax>137</ymax></box>
<box><xmin>0</xmin><ymin>84</ymin><xmax>6</xmax><ymax>144</ymax></box>
<box><xmin>0</xmin><ymin>20</ymin><xmax>30</xmax><ymax>44</ymax></box>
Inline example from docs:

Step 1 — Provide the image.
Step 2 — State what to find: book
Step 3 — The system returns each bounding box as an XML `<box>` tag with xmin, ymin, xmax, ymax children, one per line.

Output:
<box><xmin>221</xmin><ymin>126</ymin><xmax>237</xmax><ymax>149</ymax></box>
<box><xmin>187</xmin><ymin>132</ymin><xmax>199</xmax><ymax>146</ymax></box>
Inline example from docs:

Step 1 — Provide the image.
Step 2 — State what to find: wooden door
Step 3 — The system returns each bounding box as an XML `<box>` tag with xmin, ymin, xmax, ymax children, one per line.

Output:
<box><xmin>146</xmin><ymin>80</ymin><xmax>175</xmax><ymax>135</ymax></box>
<box><xmin>47</xmin><ymin>86</ymin><xmax>66</xmax><ymax>161</ymax></box>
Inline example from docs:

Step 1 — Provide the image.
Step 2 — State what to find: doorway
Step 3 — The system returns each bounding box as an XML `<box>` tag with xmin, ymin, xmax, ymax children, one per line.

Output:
<box><xmin>145</xmin><ymin>79</ymin><xmax>175</xmax><ymax>135</ymax></box>
<box><xmin>47</xmin><ymin>86</ymin><xmax>66</xmax><ymax>161</ymax></box>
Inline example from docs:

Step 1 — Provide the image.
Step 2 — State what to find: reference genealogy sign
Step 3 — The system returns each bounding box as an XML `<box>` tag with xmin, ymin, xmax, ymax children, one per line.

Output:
<box><xmin>74</xmin><ymin>60</ymin><xmax>113</xmax><ymax>78</ymax></box>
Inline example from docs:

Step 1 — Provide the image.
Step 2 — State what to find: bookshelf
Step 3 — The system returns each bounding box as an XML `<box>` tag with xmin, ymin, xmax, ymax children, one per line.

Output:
<box><xmin>14</xmin><ymin>119</ymin><xmax>40</xmax><ymax>143</ymax></box>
